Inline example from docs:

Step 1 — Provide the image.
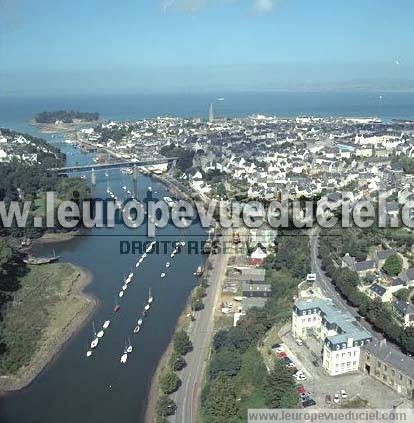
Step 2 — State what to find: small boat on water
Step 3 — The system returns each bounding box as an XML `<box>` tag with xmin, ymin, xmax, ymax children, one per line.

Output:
<box><xmin>142</xmin><ymin>253</ymin><xmax>147</xmax><ymax>259</ymax></box>
<box><xmin>122</xmin><ymin>185</ymin><xmax>127</xmax><ymax>190</ymax></box>
<box><xmin>122</xmin><ymin>284</ymin><xmax>127</xmax><ymax>291</ymax></box>
<box><xmin>103</xmin><ymin>320</ymin><xmax>110</xmax><ymax>329</ymax></box>
<box><xmin>135</xmin><ymin>261</ymin><xmax>140</xmax><ymax>268</ymax></box>
<box><xmin>126</xmin><ymin>338</ymin><xmax>133</xmax><ymax>353</ymax></box>
<box><xmin>133</xmin><ymin>325</ymin><xmax>140</xmax><ymax>334</ymax></box>
<box><xmin>160</xmin><ymin>272</ymin><xmax>166</xmax><ymax>278</ymax></box>
<box><xmin>148</xmin><ymin>288</ymin><xmax>153</xmax><ymax>304</ymax></box>
<box><xmin>114</xmin><ymin>296</ymin><xmax>121</xmax><ymax>312</ymax></box>
<box><xmin>86</xmin><ymin>350</ymin><xmax>92</xmax><ymax>358</ymax></box>
<box><xmin>90</xmin><ymin>322</ymin><xmax>99</xmax><ymax>349</ymax></box>
<box><xmin>119</xmin><ymin>291</ymin><xmax>124</xmax><ymax>298</ymax></box>
<box><xmin>137</xmin><ymin>317</ymin><xmax>143</xmax><ymax>326</ymax></box>
<box><xmin>170</xmin><ymin>252</ymin><xmax>175</xmax><ymax>258</ymax></box>
<box><xmin>166</xmin><ymin>262</ymin><xmax>170</xmax><ymax>268</ymax></box>
<box><xmin>181</xmin><ymin>241</ymin><xmax>186</xmax><ymax>246</ymax></box>
<box><xmin>128</xmin><ymin>272</ymin><xmax>133</xmax><ymax>279</ymax></box>
<box><xmin>120</xmin><ymin>353</ymin><xmax>128</xmax><ymax>364</ymax></box>
<box><xmin>97</xmin><ymin>330</ymin><xmax>104</xmax><ymax>339</ymax></box>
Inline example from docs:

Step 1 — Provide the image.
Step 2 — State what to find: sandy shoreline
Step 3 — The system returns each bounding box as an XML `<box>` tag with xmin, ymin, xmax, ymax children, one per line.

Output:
<box><xmin>0</xmin><ymin>265</ymin><xmax>98</xmax><ymax>394</ymax></box>
<box><xmin>34</xmin><ymin>230</ymin><xmax>81</xmax><ymax>244</ymax></box>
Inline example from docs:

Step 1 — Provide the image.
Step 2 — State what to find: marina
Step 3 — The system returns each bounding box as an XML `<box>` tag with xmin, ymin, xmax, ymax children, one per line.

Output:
<box><xmin>0</xmin><ymin>128</ymin><xmax>206</xmax><ymax>423</ymax></box>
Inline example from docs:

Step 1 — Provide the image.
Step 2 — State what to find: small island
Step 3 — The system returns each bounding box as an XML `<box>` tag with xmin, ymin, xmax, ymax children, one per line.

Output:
<box><xmin>34</xmin><ymin>110</ymin><xmax>99</xmax><ymax>124</ymax></box>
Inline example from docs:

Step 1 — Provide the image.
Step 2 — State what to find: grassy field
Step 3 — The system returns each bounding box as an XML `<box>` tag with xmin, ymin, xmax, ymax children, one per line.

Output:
<box><xmin>0</xmin><ymin>263</ymin><xmax>91</xmax><ymax>375</ymax></box>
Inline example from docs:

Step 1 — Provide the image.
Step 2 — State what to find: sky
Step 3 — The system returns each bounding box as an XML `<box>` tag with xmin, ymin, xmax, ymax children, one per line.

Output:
<box><xmin>0</xmin><ymin>0</ymin><xmax>413</xmax><ymax>95</ymax></box>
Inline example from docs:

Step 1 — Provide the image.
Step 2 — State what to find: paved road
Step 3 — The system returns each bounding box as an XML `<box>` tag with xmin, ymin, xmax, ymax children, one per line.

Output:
<box><xmin>309</xmin><ymin>227</ymin><xmax>413</xmax><ymax>361</ymax></box>
<box><xmin>171</xmin><ymin>249</ymin><xmax>228</xmax><ymax>423</ymax></box>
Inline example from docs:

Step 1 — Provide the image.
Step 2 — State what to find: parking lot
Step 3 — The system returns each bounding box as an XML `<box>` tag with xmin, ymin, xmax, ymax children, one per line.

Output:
<box><xmin>277</xmin><ymin>324</ymin><xmax>411</xmax><ymax>409</ymax></box>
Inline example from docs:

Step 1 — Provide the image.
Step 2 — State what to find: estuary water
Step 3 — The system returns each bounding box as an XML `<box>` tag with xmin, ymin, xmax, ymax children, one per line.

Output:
<box><xmin>0</xmin><ymin>131</ymin><xmax>206</xmax><ymax>423</ymax></box>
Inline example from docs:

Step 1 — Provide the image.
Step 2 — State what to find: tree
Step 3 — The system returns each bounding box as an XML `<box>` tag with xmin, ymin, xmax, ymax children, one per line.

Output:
<box><xmin>156</xmin><ymin>395</ymin><xmax>176</xmax><ymax>417</ymax></box>
<box><xmin>159</xmin><ymin>371</ymin><xmax>181</xmax><ymax>394</ymax></box>
<box><xmin>173</xmin><ymin>330</ymin><xmax>192</xmax><ymax>355</ymax></box>
<box><xmin>170</xmin><ymin>351</ymin><xmax>186</xmax><ymax>371</ymax></box>
<box><xmin>264</xmin><ymin>361</ymin><xmax>296</xmax><ymax>408</ymax></box>
<box><xmin>209</xmin><ymin>349</ymin><xmax>242</xmax><ymax>379</ymax></box>
<box><xmin>203</xmin><ymin>374</ymin><xmax>239</xmax><ymax>423</ymax></box>
<box><xmin>383</xmin><ymin>254</ymin><xmax>402</xmax><ymax>276</ymax></box>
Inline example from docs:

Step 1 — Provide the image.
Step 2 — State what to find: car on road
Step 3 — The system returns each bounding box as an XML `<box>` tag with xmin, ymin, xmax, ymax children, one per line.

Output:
<box><xmin>333</xmin><ymin>394</ymin><xmax>340</xmax><ymax>404</ymax></box>
<box><xmin>340</xmin><ymin>389</ymin><xmax>347</xmax><ymax>399</ymax></box>
<box><xmin>296</xmin><ymin>338</ymin><xmax>303</xmax><ymax>346</ymax></box>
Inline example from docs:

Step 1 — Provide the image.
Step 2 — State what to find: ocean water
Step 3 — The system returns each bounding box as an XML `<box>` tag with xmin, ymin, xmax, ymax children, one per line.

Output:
<box><xmin>1</xmin><ymin>91</ymin><xmax>414</xmax><ymax>131</ymax></box>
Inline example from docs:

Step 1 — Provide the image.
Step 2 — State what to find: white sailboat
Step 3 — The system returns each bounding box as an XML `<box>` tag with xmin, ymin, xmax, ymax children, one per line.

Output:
<box><xmin>97</xmin><ymin>330</ymin><xmax>104</xmax><ymax>339</ymax></box>
<box><xmin>126</xmin><ymin>338</ymin><xmax>133</xmax><ymax>353</ymax></box>
<box><xmin>90</xmin><ymin>338</ymin><xmax>99</xmax><ymax>349</ymax></box>
<box><xmin>103</xmin><ymin>320</ymin><xmax>110</xmax><ymax>329</ymax></box>
<box><xmin>86</xmin><ymin>350</ymin><xmax>92</xmax><ymax>358</ymax></box>
<box><xmin>160</xmin><ymin>272</ymin><xmax>166</xmax><ymax>278</ymax></box>
<box><xmin>120</xmin><ymin>352</ymin><xmax>128</xmax><ymax>364</ymax></box>
<box><xmin>148</xmin><ymin>288</ymin><xmax>153</xmax><ymax>304</ymax></box>
<box><xmin>119</xmin><ymin>290</ymin><xmax>124</xmax><ymax>298</ymax></box>
<box><xmin>137</xmin><ymin>317</ymin><xmax>143</xmax><ymax>326</ymax></box>
<box><xmin>90</xmin><ymin>322</ymin><xmax>99</xmax><ymax>349</ymax></box>
<box><xmin>166</xmin><ymin>262</ymin><xmax>170</xmax><ymax>268</ymax></box>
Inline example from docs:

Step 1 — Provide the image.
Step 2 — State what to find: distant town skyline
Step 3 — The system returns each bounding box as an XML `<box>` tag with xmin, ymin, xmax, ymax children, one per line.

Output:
<box><xmin>1</xmin><ymin>0</ymin><xmax>413</xmax><ymax>95</ymax></box>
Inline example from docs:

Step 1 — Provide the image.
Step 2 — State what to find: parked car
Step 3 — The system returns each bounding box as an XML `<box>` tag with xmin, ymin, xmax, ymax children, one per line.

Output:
<box><xmin>325</xmin><ymin>394</ymin><xmax>332</xmax><ymax>405</ymax></box>
<box><xmin>272</xmin><ymin>343</ymin><xmax>284</xmax><ymax>353</ymax></box>
<box><xmin>333</xmin><ymin>394</ymin><xmax>340</xmax><ymax>404</ymax></box>
<box><xmin>312</xmin><ymin>360</ymin><xmax>319</xmax><ymax>367</ymax></box>
<box><xmin>340</xmin><ymin>389</ymin><xmax>347</xmax><ymax>399</ymax></box>
<box><xmin>286</xmin><ymin>362</ymin><xmax>296</xmax><ymax>368</ymax></box>
<box><xmin>296</xmin><ymin>338</ymin><xmax>303</xmax><ymax>346</ymax></box>
<box><xmin>277</xmin><ymin>352</ymin><xmax>287</xmax><ymax>359</ymax></box>
<box><xmin>302</xmin><ymin>398</ymin><xmax>316</xmax><ymax>408</ymax></box>
<box><xmin>294</xmin><ymin>373</ymin><xmax>307</xmax><ymax>381</ymax></box>
<box><xmin>296</xmin><ymin>386</ymin><xmax>306</xmax><ymax>394</ymax></box>
<box><xmin>281</xmin><ymin>356</ymin><xmax>292</xmax><ymax>364</ymax></box>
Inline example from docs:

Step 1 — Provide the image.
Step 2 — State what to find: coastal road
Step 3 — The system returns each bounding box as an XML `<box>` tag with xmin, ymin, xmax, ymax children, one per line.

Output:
<box><xmin>171</xmin><ymin>246</ymin><xmax>228</xmax><ymax>423</ymax></box>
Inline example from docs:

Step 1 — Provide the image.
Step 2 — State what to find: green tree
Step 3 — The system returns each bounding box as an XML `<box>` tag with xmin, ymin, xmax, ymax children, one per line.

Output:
<box><xmin>209</xmin><ymin>349</ymin><xmax>242</xmax><ymax>379</ymax></box>
<box><xmin>156</xmin><ymin>395</ymin><xmax>176</xmax><ymax>417</ymax></box>
<box><xmin>203</xmin><ymin>374</ymin><xmax>239</xmax><ymax>423</ymax></box>
<box><xmin>383</xmin><ymin>254</ymin><xmax>402</xmax><ymax>276</ymax></box>
<box><xmin>170</xmin><ymin>350</ymin><xmax>186</xmax><ymax>371</ymax></box>
<box><xmin>173</xmin><ymin>330</ymin><xmax>192</xmax><ymax>355</ymax></box>
<box><xmin>159</xmin><ymin>371</ymin><xmax>181</xmax><ymax>394</ymax></box>
<box><xmin>264</xmin><ymin>361</ymin><xmax>297</xmax><ymax>408</ymax></box>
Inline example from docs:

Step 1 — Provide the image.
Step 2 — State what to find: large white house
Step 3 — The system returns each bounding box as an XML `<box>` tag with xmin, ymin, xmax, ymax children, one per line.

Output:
<box><xmin>292</xmin><ymin>298</ymin><xmax>372</xmax><ymax>376</ymax></box>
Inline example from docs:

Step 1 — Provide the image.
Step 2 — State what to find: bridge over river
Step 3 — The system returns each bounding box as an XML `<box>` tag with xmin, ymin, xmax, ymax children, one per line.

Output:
<box><xmin>51</xmin><ymin>157</ymin><xmax>178</xmax><ymax>174</ymax></box>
